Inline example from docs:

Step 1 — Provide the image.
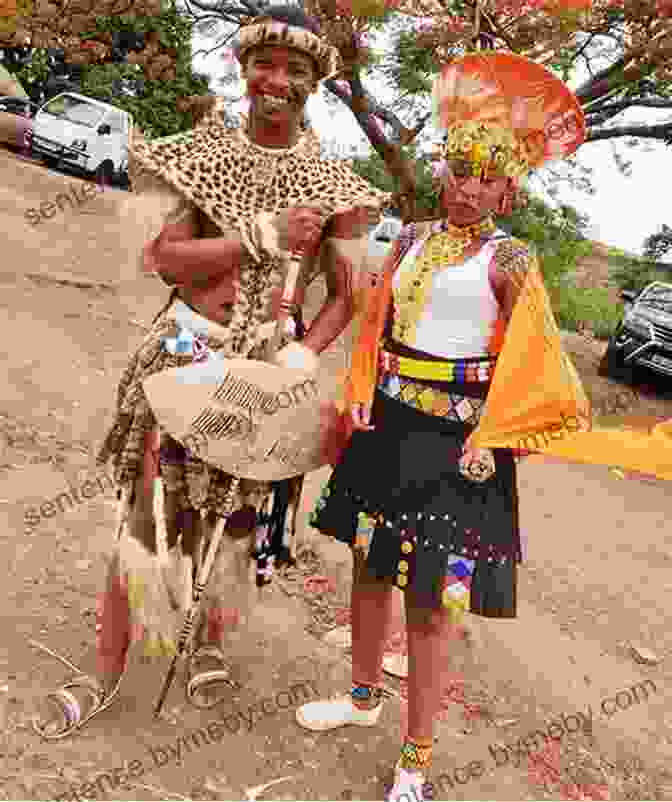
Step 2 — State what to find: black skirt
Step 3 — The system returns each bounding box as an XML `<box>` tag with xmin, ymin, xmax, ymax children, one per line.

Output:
<box><xmin>310</xmin><ymin>385</ymin><xmax>521</xmax><ymax>618</ymax></box>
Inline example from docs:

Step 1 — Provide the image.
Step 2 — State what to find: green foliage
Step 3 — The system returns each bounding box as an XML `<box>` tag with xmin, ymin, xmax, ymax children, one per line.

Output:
<box><xmin>79</xmin><ymin>4</ymin><xmax>209</xmax><ymax>137</ymax></box>
<box><xmin>91</xmin><ymin>1</ymin><xmax>186</xmax><ymax>42</ymax></box>
<box><xmin>607</xmin><ymin>249</ymin><xmax>670</xmax><ymax>294</ymax></box>
<box><xmin>546</xmin><ymin>46</ymin><xmax>576</xmax><ymax>83</ymax></box>
<box><xmin>553</xmin><ymin>286</ymin><xmax>623</xmax><ymax>340</ymax></box>
<box><xmin>389</xmin><ymin>30</ymin><xmax>438</xmax><ymax>98</ymax></box>
<box><xmin>80</xmin><ymin>62</ymin><xmax>209</xmax><ymax>138</ymax></box>
<box><xmin>13</xmin><ymin>47</ymin><xmax>50</xmax><ymax>91</ymax></box>
<box><xmin>500</xmin><ymin>193</ymin><xmax>593</xmax><ymax>287</ymax></box>
<box><xmin>81</xmin><ymin>4</ymin><xmax>210</xmax><ymax>137</ymax></box>
<box><xmin>349</xmin><ymin>148</ymin><xmax>394</xmax><ymax>192</ymax></box>
<box><xmin>502</xmin><ymin>195</ymin><xmax>639</xmax><ymax>336</ymax></box>
<box><xmin>3</xmin><ymin>3</ymin><xmax>209</xmax><ymax>137</ymax></box>
<box><xmin>349</xmin><ymin>146</ymin><xmax>437</xmax><ymax>214</ymax></box>
<box><xmin>642</xmin><ymin>223</ymin><xmax>672</xmax><ymax>262</ymax></box>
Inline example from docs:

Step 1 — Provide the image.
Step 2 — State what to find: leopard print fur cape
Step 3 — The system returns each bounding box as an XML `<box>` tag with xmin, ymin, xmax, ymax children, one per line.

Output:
<box><xmin>128</xmin><ymin>111</ymin><xmax>389</xmax><ymax>251</ymax></box>
<box><xmin>127</xmin><ymin>110</ymin><xmax>390</xmax><ymax>354</ymax></box>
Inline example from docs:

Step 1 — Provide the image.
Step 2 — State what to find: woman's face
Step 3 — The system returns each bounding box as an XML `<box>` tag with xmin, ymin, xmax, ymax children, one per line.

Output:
<box><xmin>243</xmin><ymin>45</ymin><xmax>318</xmax><ymax>133</ymax></box>
<box><xmin>438</xmin><ymin>158</ymin><xmax>512</xmax><ymax>227</ymax></box>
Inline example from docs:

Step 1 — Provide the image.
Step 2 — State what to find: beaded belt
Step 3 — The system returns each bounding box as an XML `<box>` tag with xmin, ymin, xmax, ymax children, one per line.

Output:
<box><xmin>378</xmin><ymin>374</ymin><xmax>486</xmax><ymax>424</ymax></box>
<box><xmin>379</xmin><ymin>349</ymin><xmax>496</xmax><ymax>383</ymax></box>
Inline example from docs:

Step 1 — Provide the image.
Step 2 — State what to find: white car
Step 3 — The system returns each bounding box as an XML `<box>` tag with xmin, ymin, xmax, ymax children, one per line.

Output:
<box><xmin>30</xmin><ymin>91</ymin><xmax>131</xmax><ymax>185</ymax></box>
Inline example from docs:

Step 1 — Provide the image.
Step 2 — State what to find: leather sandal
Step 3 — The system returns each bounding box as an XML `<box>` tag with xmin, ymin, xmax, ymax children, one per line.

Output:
<box><xmin>185</xmin><ymin>645</ymin><xmax>238</xmax><ymax>709</ymax></box>
<box><xmin>33</xmin><ymin>673</ymin><xmax>122</xmax><ymax>740</ymax></box>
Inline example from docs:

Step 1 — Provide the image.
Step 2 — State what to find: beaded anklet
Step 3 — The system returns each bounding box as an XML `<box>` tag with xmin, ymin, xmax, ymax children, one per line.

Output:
<box><xmin>351</xmin><ymin>683</ymin><xmax>384</xmax><ymax>711</ymax></box>
<box><xmin>399</xmin><ymin>736</ymin><xmax>434</xmax><ymax>771</ymax></box>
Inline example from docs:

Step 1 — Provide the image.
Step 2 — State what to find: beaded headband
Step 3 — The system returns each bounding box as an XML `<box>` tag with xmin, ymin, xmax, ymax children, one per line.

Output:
<box><xmin>234</xmin><ymin>17</ymin><xmax>342</xmax><ymax>81</ymax></box>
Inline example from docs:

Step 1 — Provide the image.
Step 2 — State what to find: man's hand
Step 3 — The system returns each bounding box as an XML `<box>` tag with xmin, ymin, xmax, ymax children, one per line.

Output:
<box><xmin>328</xmin><ymin>204</ymin><xmax>374</xmax><ymax>240</ymax></box>
<box><xmin>273</xmin><ymin>205</ymin><xmax>328</xmax><ymax>254</ymax></box>
<box><xmin>141</xmin><ymin>238</ymin><xmax>162</xmax><ymax>275</ymax></box>
<box><xmin>146</xmin><ymin>213</ymin><xmax>248</xmax><ymax>286</ymax></box>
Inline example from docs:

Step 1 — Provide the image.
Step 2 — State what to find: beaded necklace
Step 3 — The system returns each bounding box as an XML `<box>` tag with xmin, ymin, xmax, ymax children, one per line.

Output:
<box><xmin>392</xmin><ymin>216</ymin><xmax>497</xmax><ymax>345</ymax></box>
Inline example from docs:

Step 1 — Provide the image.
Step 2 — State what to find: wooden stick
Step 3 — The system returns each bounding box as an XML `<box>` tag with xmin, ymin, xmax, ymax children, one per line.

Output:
<box><xmin>474</xmin><ymin>0</ymin><xmax>483</xmax><ymax>49</ymax></box>
<box><xmin>28</xmin><ymin>640</ymin><xmax>84</xmax><ymax>675</ymax></box>
<box><xmin>153</xmin><ymin>503</ymin><xmax>235</xmax><ymax>717</ymax></box>
<box><xmin>269</xmin><ymin>252</ymin><xmax>302</xmax><ymax>357</ymax></box>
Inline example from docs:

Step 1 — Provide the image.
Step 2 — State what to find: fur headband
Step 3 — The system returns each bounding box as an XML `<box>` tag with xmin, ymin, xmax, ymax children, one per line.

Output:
<box><xmin>234</xmin><ymin>18</ymin><xmax>341</xmax><ymax>81</ymax></box>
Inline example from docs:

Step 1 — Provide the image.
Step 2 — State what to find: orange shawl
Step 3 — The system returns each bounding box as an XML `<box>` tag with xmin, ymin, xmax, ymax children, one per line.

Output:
<box><xmin>338</xmin><ymin>229</ymin><xmax>672</xmax><ymax>481</ymax></box>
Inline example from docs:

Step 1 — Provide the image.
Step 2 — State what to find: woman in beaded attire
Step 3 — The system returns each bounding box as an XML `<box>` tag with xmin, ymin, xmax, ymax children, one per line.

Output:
<box><xmin>296</xmin><ymin>52</ymin><xmax>587</xmax><ymax>801</ymax></box>
<box><xmin>33</xmin><ymin>5</ymin><xmax>387</xmax><ymax>738</ymax></box>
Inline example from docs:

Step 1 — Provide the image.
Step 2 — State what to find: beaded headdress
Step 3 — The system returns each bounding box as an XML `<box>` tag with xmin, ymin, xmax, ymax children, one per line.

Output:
<box><xmin>432</xmin><ymin>52</ymin><xmax>586</xmax><ymax>180</ymax></box>
<box><xmin>234</xmin><ymin>16</ymin><xmax>342</xmax><ymax>81</ymax></box>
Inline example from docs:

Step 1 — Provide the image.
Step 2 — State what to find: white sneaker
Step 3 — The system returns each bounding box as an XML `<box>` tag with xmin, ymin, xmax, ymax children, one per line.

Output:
<box><xmin>386</xmin><ymin>763</ymin><xmax>426</xmax><ymax>802</ymax></box>
<box><xmin>295</xmin><ymin>694</ymin><xmax>383</xmax><ymax>732</ymax></box>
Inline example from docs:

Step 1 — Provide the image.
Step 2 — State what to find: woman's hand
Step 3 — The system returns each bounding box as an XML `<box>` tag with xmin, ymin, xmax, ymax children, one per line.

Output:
<box><xmin>351</xmin><ymin>402</ymin><xmax>374</xmax><ymax>432</ymax></box>
<box><xmin>459</xmin><ymin>443</ymin><xmax>496</xmax><ymax>482</ymax></box>
<box><xmin>460</xmin><ymin>442</ymin><xmax>481</xmax><ymax>463</ymax></box>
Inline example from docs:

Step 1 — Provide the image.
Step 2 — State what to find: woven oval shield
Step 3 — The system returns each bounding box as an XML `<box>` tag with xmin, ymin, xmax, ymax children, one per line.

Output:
<box><xmin>143</xmin><ymin>356</ymin><xmax>339</xmax><ymax>480</ymax></box>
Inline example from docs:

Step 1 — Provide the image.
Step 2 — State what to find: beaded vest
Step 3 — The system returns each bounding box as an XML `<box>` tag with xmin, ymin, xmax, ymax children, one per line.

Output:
<box><xmin>392</xmin><ymin>217</ymin><xmax>497</xmax><ymax>346</ymax></box>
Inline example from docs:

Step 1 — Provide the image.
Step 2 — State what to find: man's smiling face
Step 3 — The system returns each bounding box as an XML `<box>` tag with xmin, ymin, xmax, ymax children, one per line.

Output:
<box><xmin>243</xmin><ymin>45</ymin><xmax>318</xmax><ymax>133</ymax></box>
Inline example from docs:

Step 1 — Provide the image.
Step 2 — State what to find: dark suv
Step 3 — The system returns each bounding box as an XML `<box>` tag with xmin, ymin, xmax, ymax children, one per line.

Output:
<box><xmin>598</xmin><ymin>281</ymin><xmax>672</xmax><ymax>384</ymax></box>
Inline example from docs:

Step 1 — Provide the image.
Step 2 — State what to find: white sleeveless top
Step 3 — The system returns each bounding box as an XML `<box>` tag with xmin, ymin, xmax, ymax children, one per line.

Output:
<box><xmin>392</xmin><ymin>230</ymin><xmax>503</xmax><ymax>359</ymax></box>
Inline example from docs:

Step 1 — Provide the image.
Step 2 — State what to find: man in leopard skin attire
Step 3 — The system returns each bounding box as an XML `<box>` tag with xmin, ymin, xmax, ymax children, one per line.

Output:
<box><xmin>35</xmin><ymin>4</ymin><xmax>389</xmax><ymax>735</ymax></box>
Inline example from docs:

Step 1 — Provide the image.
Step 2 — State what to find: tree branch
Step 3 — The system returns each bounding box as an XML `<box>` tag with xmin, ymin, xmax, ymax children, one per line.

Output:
<box><xmin>399</xmin><ymin>111</ymin><xmax>432</xmax><ymax>146</ymax></box>
<box><xmin>324</xmin><ymin>75</ymin><xmax>417</xmax><ymax>218</ymax></box>
<box><xmin>586</xmin><ymin>121</ymin><xmax>672</xmax><ymax>143</ymax></box>
<box><xmin>192</xmin><ymin>25</ymin><xmax>242</xmax><ymax>59</ymax></box>
<box><xmin>571</xmin><ymin>32</ymin><xmax>596</xmax><ymax>66</ymax></box>
<box><xmin>576</xmin><ymin>19</ymin><xmax>672</xmax><ymax>103</ymax></box>
<box><xmin>586</xmin><ymin>98</ymin><xmax>672</xmax><ymax>117</ymax></box>
<box><xmin>191</xmin><ymin>13</ymin><xmax>230</xmax><ymax>31</ymax></box>
<box><xmin>185</xmin><ymin>0</ymin><xmax>261</xmax><ymax>14</ymax></box>
<box><xmin>478</xmin><ymin>7</ymin><xmax>518</xmax><ymax>52</ymax></box>
<box><xmin>574</xmin><ymin>53</ymin><xmax>628</xmax><ymax>103</ymax></box>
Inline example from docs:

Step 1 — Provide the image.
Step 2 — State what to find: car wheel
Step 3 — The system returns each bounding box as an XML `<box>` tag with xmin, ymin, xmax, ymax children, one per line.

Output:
<box><xmin>94</xmin><ymin>160</ymin><xmax>115</xmax><ymax>187</ymax></box>
<box><xmin>598</xmin><ymin>341</ymin><xmax>633</xmax><ymax>383</ymax></box>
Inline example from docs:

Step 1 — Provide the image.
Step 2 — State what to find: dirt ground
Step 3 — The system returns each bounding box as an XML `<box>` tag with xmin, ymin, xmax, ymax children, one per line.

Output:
<box><xmin>0</xmin><ymin>147</ymin><xmax>671</xmax><ymax>802</ymax></box>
